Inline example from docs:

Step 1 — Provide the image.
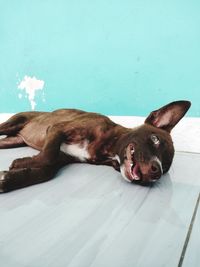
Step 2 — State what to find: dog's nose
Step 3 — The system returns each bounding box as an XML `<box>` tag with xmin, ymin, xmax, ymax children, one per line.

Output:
<box><xmin>139</xmin><ymin>160</ymin><xmax>162</xmax><ymax>182</ymax></box>
<box><xmin>151</xmin><ymin>161</ymin><xmax>160</xmax><ymax>174</ymax></box>
<box><xmin>150</xmin><ymin>161</ymin><xmax>162</xmax><ymax>179</ymax></box>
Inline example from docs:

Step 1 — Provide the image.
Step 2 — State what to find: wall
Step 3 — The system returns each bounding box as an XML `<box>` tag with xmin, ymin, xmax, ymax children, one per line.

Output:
<box><xmin>0</xmin><ymin>0</ymin><xmax>200</xmax><ymax>116</ymax></box>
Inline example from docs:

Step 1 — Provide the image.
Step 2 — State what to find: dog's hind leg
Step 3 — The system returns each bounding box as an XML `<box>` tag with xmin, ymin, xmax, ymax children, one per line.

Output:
<box><xmin>0</xmin><ymin>112</ymin><xmax>43</xmax><ymax>149</ymax></box>
<box><xmin>0</xmin><ymin>113</ymin><xmax>30</xmax><ymax>148</ymax></box>
<box><xmin>0</xmin><ymin>136</ymin><xmax>26</xmax><ymax>148</ymax></box>
<box><xmin>0</xmin><ymin>112</ymin><xmax>42</xmax><ymax>136</ymax></box>
<box><xmin>0</xmin><ymin>114</ymin><xmax>28</xmax><ymax>136</ymax></box>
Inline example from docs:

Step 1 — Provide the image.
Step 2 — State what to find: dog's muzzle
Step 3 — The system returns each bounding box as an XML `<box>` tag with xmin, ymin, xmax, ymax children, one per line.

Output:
<box><xmin>121</xmin><ymin>144</ymin><xmax>163</xmax><ymax>183</ymax></box>
<box><xmin>139</xmin><ymin>158</ymin><xmax>163</xmax><ymax>182</ymax></box>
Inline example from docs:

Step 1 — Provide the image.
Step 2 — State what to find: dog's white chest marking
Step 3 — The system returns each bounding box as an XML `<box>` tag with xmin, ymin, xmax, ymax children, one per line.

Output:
<box><xmin>60</xmin><ymin>141</ymin><xmax>90</xmax><ymax>162</ymax></box>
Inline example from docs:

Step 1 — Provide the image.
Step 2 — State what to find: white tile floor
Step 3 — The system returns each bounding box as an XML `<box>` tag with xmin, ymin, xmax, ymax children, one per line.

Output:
<box><xmin>0</xmin><ymin>115</ymin><xmax>199</xmax><ymax>267</ymax></box>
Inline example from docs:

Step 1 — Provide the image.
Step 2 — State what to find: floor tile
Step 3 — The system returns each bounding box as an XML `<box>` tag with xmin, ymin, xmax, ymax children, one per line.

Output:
<box><xmin>0</xmin><ymin>148</ymin><xmax>199</xmax><ymax>267</ymax></box>
<box><xmin>182</xmin><ymin>194</ymin><xmax>200</xmax><ymax>267</ymax></box>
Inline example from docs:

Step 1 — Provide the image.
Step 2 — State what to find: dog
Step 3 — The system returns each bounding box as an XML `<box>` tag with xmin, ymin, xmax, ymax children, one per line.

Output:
<box><xmin>0</xmin><ymin>100</ymin><xmax>191</xmax><ymax>192</ymax></box>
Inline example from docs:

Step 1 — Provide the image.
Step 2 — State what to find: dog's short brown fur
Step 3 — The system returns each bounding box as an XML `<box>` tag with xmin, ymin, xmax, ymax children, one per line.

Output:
<box><xmin>0</xmin><ymin>100</ymin><xmax>191</xmax><ymax>192</ymax></box>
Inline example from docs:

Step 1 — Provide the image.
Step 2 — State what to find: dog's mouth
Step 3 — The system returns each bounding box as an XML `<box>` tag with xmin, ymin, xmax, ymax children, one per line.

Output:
<box><xmin>120</xmin><ymin>143</ymin><xmax>163</xmax><ymax>184</ymax></box>
<box><xmin>121</xmin><ymin>144</ymin><xmax>142</xmax><ymax>182</ymax></box>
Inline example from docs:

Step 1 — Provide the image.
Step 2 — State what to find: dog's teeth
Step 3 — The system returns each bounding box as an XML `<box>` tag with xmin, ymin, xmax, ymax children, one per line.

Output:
<box><xmin>134</xmin><ymin>176</ymin><xmax>140</xmax><ymax>180</ymax></box>
<box><xmin>131</xmin><ymin>149</ymin><xmax>134</xmax><ymax>154</ymax></box>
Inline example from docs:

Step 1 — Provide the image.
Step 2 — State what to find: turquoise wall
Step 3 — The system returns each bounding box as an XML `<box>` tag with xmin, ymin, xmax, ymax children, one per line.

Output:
<box><xmin>0</xmin><ymin>0</ymin><xmax>200</xmax><ymax>116</ymax></box>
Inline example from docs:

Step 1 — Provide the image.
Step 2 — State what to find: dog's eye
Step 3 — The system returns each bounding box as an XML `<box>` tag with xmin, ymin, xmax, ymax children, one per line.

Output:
<box><xmin>151</xmin><ymin>134</ymin><xmax>160</xmax><ymax>145</ymax></box>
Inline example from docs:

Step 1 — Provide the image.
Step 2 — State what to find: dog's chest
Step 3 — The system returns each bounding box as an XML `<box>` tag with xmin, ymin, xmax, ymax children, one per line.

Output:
<box><xmin>60</xmin><ymin>141</ymin><xmax>90</xmax><ymax>162</ymax></box>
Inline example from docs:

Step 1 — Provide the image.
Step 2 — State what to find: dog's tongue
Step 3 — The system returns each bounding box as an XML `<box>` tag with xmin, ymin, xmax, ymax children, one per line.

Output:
<box><xmin>132</xmin><ymin>162</ymin><xmax>140</xmax><ymax>178</ymax></box>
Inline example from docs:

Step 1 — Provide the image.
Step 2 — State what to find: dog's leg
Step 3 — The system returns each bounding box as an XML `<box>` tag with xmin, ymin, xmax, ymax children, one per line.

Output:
<box><xmin>0</xmin><ymin>153</ymin><xmax>76</xmax><ymax>192</ymax></box>
<box><xmin>0</xmin><ymin>113</ymin><xmax>41</xmax><ymax>149</ymax></box>
<box><xmin>0</xmin><ymin>136</ymin><xmax>26</xmax><ymax>148</ymax></box>
<box><xmin>10</xmin><ymin>127</ymin><xmax>64</xmax><ymax>170</ymax></box>
<box><xmin>0</xmin><ymin>112</ymin><xmax>42</xmax><ymax>136</ymax></box>
<box><xmin>0</xmin><ymin>162</ymin><xmax>65</xmax><ymax>192</ymax></box>
<box><xmin>9</xmin><ymin>124</ymin><xmax>68</xmax><ymax>170</ymax></box>
<box><xmin>0</xmin><ymin>114</ymin><xmax>28</xmax><ymax>136</ymax></box>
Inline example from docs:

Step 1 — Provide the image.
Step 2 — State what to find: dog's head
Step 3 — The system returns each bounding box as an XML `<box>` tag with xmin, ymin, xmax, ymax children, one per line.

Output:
<box><xmin>117</xmin><ymin>100</ymin><xmax>191</xmax><ymax>184</ymax></box>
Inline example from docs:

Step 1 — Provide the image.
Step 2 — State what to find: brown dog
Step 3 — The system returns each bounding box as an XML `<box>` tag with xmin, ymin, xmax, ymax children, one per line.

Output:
<box><xmin>0</xmin><ymin>100</ymin><xmax>191</xmax><ymax>192</ymax></box>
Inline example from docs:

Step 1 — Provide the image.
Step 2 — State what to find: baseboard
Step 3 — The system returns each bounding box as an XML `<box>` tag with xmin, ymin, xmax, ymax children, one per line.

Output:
<box><xmin>0</xmin><ymin>114</ymin><xmax>199</xmax><ymax>153</ymax></box>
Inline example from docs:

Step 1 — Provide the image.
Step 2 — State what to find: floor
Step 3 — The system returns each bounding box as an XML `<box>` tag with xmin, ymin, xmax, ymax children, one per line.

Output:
<box><xmin>0</xmin><ymin>147</ymin><xmax>199</xmax><ymax>267</ymax></box>
<box><xmin>0</xmin><ymin>115</ymin><xmax>199</xmax><ymax>267</ymax></box>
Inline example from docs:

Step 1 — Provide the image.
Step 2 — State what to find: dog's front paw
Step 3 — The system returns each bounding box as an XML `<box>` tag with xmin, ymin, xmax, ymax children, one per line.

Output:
<box><xmin>9</xmin><ymin>157</ymin><xmax>33</xmax><ymax>170</ymax></box>
<box><xmin>0</xmin><ymin>171</ymin><xmax>9</xmax><ymax>193</ymax></box>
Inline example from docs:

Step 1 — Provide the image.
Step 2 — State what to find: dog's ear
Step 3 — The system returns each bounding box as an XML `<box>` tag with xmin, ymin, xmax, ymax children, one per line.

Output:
<box><xmin>145</xmin><ymin>100</ymin><xmax>191</xmax><ymax>132</ymax></box>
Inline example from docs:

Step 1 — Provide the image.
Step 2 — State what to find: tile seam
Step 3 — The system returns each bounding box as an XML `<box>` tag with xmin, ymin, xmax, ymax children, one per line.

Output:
<box><xmin>177</xmin><ymin>192</ymin><xmax>200</xmax><ymax>267</ymax></box>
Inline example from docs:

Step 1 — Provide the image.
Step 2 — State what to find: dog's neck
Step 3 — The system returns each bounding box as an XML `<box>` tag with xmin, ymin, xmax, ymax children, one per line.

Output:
<box><xmin>101</xmin><ymin>126</ymin><xmax>132</xmax><ymax>158</ymax></box>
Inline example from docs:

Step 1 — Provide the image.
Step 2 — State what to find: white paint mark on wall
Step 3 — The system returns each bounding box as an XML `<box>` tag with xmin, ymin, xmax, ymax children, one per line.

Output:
<box><xmin>18</xmin><ymin>76</ymin><xmax>45</xmax><ymax>110</ymax></box>
<box><xmin>18</xmin><ymin>93</ymin><xmax>23</xmax><ymax>99</ymax></box>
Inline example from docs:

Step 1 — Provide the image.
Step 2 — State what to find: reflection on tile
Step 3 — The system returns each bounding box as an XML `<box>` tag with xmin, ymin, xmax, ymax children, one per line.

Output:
<box><xmin>0</xmin><ymin>148</ymin><xmax>200</xmax><ymax>267</ymax></box>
